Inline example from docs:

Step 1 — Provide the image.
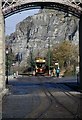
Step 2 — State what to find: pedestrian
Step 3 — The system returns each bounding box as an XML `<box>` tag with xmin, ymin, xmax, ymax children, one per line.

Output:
<box><xmin>56</xmin><ymin>68</ymin><xmax>60</xmax><ymax>78</ymax></box>
<box><xmin>53</xmin><ymin>68</ymin><xmax>56</xmax><ymax>76</ymax></box>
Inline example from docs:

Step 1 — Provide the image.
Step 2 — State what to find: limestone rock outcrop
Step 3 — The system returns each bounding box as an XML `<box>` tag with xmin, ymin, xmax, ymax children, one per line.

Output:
<box><xmin>6</xmin><ymin>9</ymin><xmax>79</xmax><ymax>66</ymax></box>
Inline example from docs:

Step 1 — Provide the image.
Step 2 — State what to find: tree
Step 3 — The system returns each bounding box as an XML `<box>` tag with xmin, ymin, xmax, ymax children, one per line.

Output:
<box><xmin>52</xmin><ymin>41</ymin><xmax>79</xmax><ymax>75</ymax></box>
<box><xmin>5</xmin><ymin>47</ymin><xmax>15</xmax><ymax>75</ymax></box>
<box><xmin>46</xmin><ymin>49</ymin><xmax>53</xmax><ymax>69</ymax></box>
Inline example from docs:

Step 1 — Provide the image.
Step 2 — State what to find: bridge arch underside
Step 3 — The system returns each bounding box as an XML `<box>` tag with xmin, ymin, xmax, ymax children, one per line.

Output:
<box><xmin>2</xmin><ymin>2</ymin><xmax>82</xmax><ymax>18</ymax></box>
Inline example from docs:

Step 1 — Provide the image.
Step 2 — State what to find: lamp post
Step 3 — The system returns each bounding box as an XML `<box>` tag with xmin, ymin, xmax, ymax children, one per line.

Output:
<box><xmin>6</xmin><ymin>49</ymin><xmax>9</xmax><ymax>85</ymax></box>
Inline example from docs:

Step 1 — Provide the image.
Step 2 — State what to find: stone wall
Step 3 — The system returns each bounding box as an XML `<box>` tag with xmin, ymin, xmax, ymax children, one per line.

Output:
<box><xmin>0</xmin><ymin>1</ymin><xmax>6</xmax><ymax>92</ymax></box>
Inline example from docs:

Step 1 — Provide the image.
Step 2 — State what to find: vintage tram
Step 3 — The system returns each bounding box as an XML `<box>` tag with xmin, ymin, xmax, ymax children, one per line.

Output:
<box><xmin>35</xmin><ymin>57</ymin><xmax>46</xmax><ymax>75</ymax></box>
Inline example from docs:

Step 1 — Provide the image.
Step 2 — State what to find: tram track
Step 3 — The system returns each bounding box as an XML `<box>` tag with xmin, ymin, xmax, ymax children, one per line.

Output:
<box><xmin>3</xmin><ymin>76</ymin><xmax>81</xmax><ymax>119</ymax></box>
<box><xmin>53</xmin><ymin>83</ymin><xmax>81</xmax><ymax>119</ymax></box>
<box><xmin>25</xmin><ymin>76</ymin><xmax>53</xmax><ymax>118</ymax></box>
<box><xmin>33</xmin><ymin>76</ymin><xmax>55</xmax><ymax>119</ymax></box>
<box><xmin>36</xmin><ymin>76</ymin><xmax>81</xmax><ymax>119</ymax></box>
<box><xmin>8</xmin><ymin>76</ymin><xmax>81</xmax><ymax>119</ymax></box>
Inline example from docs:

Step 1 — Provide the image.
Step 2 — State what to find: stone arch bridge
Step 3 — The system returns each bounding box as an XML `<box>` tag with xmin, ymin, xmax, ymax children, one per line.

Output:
<box><xmin>0</xmin><ymin>0</ymin><xmax>82</xmax><ymax>94</ymax></box>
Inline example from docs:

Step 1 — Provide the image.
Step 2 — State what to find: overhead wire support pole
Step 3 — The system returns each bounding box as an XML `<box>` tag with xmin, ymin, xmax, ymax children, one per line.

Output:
<box><xmin>48</xmin><ymin>38</ymin><xmax>51</xmax><ymax>76</ymax></box>
<box><xmin>30</xmin><ymin>47</ymin><xmax>33</xmax><ymax>71</ymax></box>
<box><xmin>29</xmin><ymin>45</ymin><xmax>33</xmax><ymax>74</ymax></box>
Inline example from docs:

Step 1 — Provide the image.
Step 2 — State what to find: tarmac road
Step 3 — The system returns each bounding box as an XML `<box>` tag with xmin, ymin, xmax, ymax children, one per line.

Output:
<box><xmin>2</xmin><ymin>76</ymin><xmax>82</xmax><ymax>119</ymax></box>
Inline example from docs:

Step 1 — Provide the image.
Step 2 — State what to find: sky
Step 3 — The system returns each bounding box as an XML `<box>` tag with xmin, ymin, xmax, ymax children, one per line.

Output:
<box><xmin>5</xmin><ymin>9</ymin><xmax>40</xmax><ymax>35</ymax></box>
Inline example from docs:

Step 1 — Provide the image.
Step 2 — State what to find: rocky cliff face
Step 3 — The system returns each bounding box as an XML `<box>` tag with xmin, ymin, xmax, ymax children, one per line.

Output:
<box><xmin>6</xmin><ymin>9</ymin><xmax>79</xmax><ymax>67</ymax></box>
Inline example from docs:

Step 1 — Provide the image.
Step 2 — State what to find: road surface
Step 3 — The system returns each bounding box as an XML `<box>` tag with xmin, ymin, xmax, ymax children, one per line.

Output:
<box><xmin>2</xmin><ymin>76</ymin><xmax>82</xmax><ymax>119</ymax></box>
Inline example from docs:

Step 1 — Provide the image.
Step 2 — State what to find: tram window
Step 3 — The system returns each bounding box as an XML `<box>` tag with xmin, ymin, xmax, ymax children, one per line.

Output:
<box><xmin>36</xmin><ymin>63</ymin><xmax>45</xmax><ymax>68</ymax></box>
